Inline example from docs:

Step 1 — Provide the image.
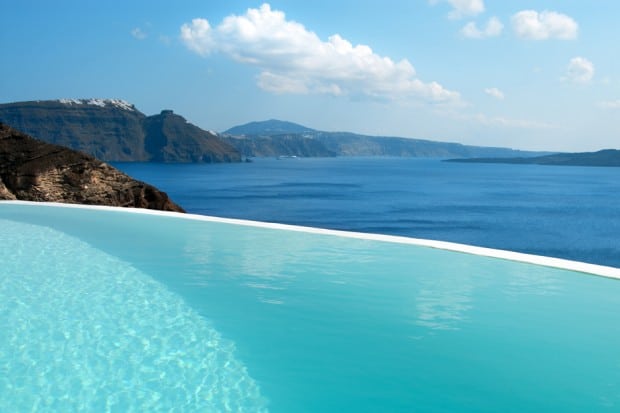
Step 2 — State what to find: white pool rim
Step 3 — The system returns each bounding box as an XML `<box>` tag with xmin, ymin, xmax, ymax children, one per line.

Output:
<box><xmin>2</xmin><ymin>200</ymin><xmax>619</xmax><ymax>281</ymax></box>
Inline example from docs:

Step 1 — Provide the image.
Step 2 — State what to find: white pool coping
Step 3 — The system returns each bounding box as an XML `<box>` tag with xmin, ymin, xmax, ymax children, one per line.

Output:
<box><xmin>2</xmin><ymin>200</ymin><xmax>620</xmax><ymax>281</ymax></box>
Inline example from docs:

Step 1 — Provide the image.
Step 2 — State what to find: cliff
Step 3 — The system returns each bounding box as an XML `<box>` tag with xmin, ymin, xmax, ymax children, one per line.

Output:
<box><xmin>143</xmin><ymin>110</ymin><xmax>240</xmax><ymax>162</ymax></box>
<box><xmin>0</xmin><ymin>123</ymin><xmax>185</xmax><ymax>212</ymax></box>
<box><xmin>0</xmin><ymin>99</ymin><xmax>241</xmax><ymax>163</ymax></box>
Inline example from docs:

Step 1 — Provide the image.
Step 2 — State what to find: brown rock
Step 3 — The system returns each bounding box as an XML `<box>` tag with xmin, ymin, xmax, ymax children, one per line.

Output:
<box><xmin>0</xmin><ymin>123</ymin><xmax>185</xmax><ymax>212</ymax></box>
<box><xmin>0</xmin><ymin>177</ymin><xmax>16</xmax><ymax>200</ymax></box>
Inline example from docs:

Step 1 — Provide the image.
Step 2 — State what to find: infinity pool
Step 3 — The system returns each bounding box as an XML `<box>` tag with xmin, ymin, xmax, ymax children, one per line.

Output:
<box><xmin>1</xmin><ymin>202</ymin><xmax>619</xmax><ymax>412</ymax></box>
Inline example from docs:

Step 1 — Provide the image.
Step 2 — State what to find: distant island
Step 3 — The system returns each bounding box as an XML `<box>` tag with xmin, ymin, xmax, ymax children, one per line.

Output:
<box><xmin>445</xmin><ymin>149</ymin><xmax>620</xmax><ymax>167</ymax></box>
<box><xmin>221</xmin><ymin>119</ymin><xmax>550</xmax><ymax>159</ymax></box>
<box><xmin>0</xmin><ymin>100</ymin><xmax>551</xmax><ymax>161</ymax></box>
<box><xmin>0</xmin><ymin>123</ymin><xmax>184</xmax><ymax>212</ymax></box>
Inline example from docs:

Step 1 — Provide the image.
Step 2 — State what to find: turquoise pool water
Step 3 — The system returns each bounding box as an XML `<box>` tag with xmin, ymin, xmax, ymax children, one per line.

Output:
<box><xmin>1</xmin><ymin>202</ymin><xmax>619</xmax><ymax>412</ymax></box>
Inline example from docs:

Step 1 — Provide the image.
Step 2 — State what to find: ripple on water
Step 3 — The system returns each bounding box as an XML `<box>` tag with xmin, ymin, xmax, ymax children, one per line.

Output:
<box><xmin>0</xmin><ymin>219</ymin><xmax>268</xmax><ymax>412</ymax></box>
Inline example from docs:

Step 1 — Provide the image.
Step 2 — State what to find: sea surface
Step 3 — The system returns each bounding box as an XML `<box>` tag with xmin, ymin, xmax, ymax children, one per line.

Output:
<box><xmin>114</xmin><ymin>157</ymin><xmax>620</xmax><ymax>268</ymax></box>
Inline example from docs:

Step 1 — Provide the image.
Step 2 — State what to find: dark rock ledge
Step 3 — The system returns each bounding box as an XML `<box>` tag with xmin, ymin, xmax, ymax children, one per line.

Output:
<box><xmin>0</xmin><ymin>123</ymin><xmax>184</xmax><ymax>212</ymax></box>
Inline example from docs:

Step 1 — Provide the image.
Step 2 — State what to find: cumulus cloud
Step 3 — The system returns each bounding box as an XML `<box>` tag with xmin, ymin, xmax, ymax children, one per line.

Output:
<box><xmin>430</xmin><ymin>0</ymin><xmax>485</xmax><ymax>19</ymax></box>
<box><xmin>131</xmin><ymin>27</ymin><xmax>147</xmax><ymax>40</ymax></box>
<box><xmin>180</xmin><ymin>4</ymin><xmax>460</xmax><ymax>103</ymax></box>
<box><xmin>563</xmin><ymin>57</ymin><xmax>594</xmax><ymax>84</ymax></box>
<box><xmin>461</xmin><ymin>17</ymin><xmax>503</xmax><ymax>39</ymax></box>
<box><xmin>180</xmin><ymin>18</ymin><xmax>214</xmax><ymax>55</ymax></box>
<box><xmin>511</xmin><ymin>10</ymin><xmax>578</xmax><ymax>40</ymax></box>
<box><xmin>484</xmin><ymin>87</ymin><xmax>504</xmax><ymax>100</ymax></box>
<box><xmin>598</xmin><ymin>100</ymin><xmax>620</xmax><ymax>109</ymax></box>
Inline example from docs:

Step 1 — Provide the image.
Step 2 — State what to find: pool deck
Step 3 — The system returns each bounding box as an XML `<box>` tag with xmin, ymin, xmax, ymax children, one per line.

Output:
<box><xmin>2</xmin><ymin>200</ymin><xmax>619</xmax><ymax>281</ymax></box>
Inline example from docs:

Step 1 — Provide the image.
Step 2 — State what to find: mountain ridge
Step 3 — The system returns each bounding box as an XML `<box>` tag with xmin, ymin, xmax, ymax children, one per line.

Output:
<box><xmin>0</xmin><ymin>100</ymin><xmax>241</xmax><ymax>163</ymax></box>
<box><xmin>222</xmin><ymin>119</ymin><xmax>552</xmax><ymax>158</ymax></box>
<box><xmin>0</xmin><ymin>100</ymin><xmax>555</xmax><ymax>161</ymax></box>
<box><xmin>224</xmin><ymin>119</ymin><xmax>316</xmax><ymax>136</ymax></box>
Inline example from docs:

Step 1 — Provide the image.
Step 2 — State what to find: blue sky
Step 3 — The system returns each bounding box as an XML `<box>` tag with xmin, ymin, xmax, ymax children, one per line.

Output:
<box><xmin>2</xmin><ymin>1</ymin><xmax>619</xmax><ymax>151</ymax></box>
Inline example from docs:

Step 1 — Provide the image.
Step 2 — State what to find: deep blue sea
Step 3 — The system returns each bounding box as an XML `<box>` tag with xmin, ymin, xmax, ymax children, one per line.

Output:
<box><xmin>114</xmin><ymin>157</ymin><xmax>620</xmax><ymax>268</ymax></box>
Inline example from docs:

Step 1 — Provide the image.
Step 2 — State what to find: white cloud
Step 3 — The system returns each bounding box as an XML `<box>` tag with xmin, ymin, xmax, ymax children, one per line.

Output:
<box><xmin>461</xmin><ymin>17</ymin><xmax>503</xmax><ymax>39</ymax></box>
<box><xmin>131</xmin><ymin>27</ymin><xmax>147</xmax><ymax>40</ymax></box>
<box><xmin>511</xmin><ymin>10</ymin><xmax>578</xmax><ymax>40</ymax></box>
<box><xmin>599</xmin><ymin>100</ymin><xmax>620</xmax><ymax>109</ymax></box>
<box><xmin>180</xmin><ymin>4</ymin><xmax>460</xmax><ymax>103</ymax></box>
<box><xmin>430</xmin><ymin>0</ymin><xmax>485</xmax><ymax>19</ymax></box>
<box><xmin>180</xmin><ymin>18</ymin><xmax>215</xmax><ymax>55</ymax></box>
<box><xmin>563</xmin><ymin>57</ymin><xmax>594</xmax><ymax>84</ymax></box>
<box><xmin>484</xmin><ymin>87</ymin><xmax>505</xmax><ymax>100</ymax></box>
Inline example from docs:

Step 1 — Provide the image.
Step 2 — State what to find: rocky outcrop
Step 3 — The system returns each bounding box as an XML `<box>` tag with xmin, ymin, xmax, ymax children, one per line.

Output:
<box><xmin>0</xmin><ymin>99</ymin><xmax>241</xmax><ymax>163</ymax></box>
<box><xmin>143</xmin><ymin>110</ymin><xmax>240</xmax><ymax>162</ymax></box>
<box><xmin>0</xmin><ymin>178</ymin><xmax>16</xmax><ymax>200</ymax></box>
<box><xmin>0</xmin><ymin>123</ymin><xmax>185</xmax><ymax>212</ymax></box>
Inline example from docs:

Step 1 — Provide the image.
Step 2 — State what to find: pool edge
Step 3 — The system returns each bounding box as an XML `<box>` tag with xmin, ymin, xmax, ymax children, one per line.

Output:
<box><xmin>2</xmin><ymin>200</ymin><xmax>619</xmax><ymax>280</ymax></box>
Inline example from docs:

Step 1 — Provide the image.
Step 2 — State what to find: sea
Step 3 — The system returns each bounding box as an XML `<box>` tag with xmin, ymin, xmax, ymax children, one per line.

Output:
<box><xmin>113</xmin><ymin>157</ymin><xmax>620</xmax><ymax>269</ymax></box>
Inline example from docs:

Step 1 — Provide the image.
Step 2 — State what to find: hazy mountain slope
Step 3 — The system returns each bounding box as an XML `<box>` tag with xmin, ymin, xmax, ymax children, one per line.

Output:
<box><xmin>224</xmin><ymin>119</ymin><xmax>316</xmax><ymax>136</ymax></box>
<box><xmin>223</xmin><ymin>134</ymin><xmax>336</xmax><ymax>157</ymax></box>
<box><xmin>223</xmin><ymin>119</ymin><xmax>551</xmax><ymax>158</ymax></box>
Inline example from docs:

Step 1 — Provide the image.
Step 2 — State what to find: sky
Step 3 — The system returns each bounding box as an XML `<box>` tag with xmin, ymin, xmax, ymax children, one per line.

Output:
<box><xmin>1</xmin><ymin>0</ymin><xmax>619</xmax><ymax>151</ymax></box>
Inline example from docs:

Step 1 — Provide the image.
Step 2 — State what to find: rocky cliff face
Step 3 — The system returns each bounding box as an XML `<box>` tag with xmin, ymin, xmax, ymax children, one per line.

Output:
<box><xmin>0</xmin><ymin>123</ymin><xmax>185</xmax><ymax>212</ymax></box>
<box><xmin>0</xmin><ymin>99</ymin><xmax>241</xmax><ymax>163</ymax></box>
<box><xmin>143</xmin><ymin>110</ymin><xmax>240</xmax><ymax>162</ymax></box>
